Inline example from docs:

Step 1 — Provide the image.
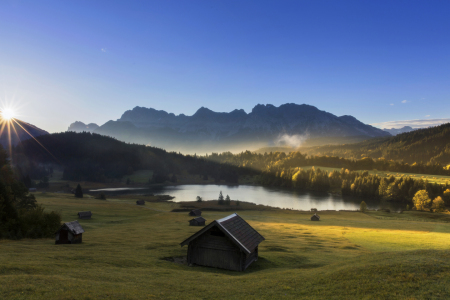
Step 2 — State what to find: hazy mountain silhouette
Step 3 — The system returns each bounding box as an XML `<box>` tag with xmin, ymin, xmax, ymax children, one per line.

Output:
<box><xmin>0</xmin><ymin>117</ymin><xmax>49</xmax><ymax>148</ymax></box>
<box><xmin>68</xmin><ymin>121</ymin><xmax>100</xmax><ymax>133</ymax></box>
<box><xmin>69</xmin><ymin>103</ymin><xmax>390</xmax><ymax>153</ymax></box>
<box><xmin>383</xmin><ymin>126</ymin><xmax>417</xmax><ymax>136</ymax></box>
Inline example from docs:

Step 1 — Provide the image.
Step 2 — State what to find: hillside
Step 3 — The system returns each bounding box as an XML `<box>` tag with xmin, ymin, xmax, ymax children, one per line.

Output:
<box><xmin>69</xmin><ymin>103</ymin><xmax>389</xmax><ymax>153</ymax></box>
<box><xmin>12</xmin><ymin>132</ymin><xmax>254</xmax><ymax>183</ymax></box>
<box><xmin>0</xmin><ymin>117</ymin><xmax>48</xmax><ymax>148</ymax></box>
<box><xmin>301</xmin><ymin>123</ymin><xmax>450</xmax><ymax>165</ymax></box>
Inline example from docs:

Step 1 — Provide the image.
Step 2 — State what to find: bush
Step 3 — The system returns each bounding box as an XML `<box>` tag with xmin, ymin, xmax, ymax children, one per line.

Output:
<box><xmin>196</xmin><ymin>196</ymin><xmax>202</xmax><ymax>202</ymax></box>
<box><xmin>96</xmin><ymin>193</ymin><xmax>106</xmax><ymax>200</ymax></box>
<box><xmin>360</xmin><ymin>201</ymin><xmax>367</xmax><ymax>212</ymax></box>
<box><xmin>19</xmin><ymin>205</ymin><xmax>62</xmax><ymax>238</ymax></box>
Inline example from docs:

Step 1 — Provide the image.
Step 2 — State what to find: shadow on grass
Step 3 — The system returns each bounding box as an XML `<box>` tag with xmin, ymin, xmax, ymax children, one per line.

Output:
<box><xmin>159</xmin><ymin>254</ymin><xmax>325</xmax><ymax>275</ymax></box>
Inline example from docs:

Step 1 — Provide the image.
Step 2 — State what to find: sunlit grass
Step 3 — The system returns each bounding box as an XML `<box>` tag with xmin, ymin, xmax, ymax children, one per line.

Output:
<box><xmin>1</xmin><ymin>193</ymin><xmax>450</xmax><ymax>299</ymax></box>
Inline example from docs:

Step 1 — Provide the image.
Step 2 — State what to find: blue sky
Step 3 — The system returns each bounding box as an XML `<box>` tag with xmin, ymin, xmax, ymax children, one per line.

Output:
<box><xmin>1</xmin><ymin>0</ymin><xmax>449</xmax><ymax>132</ymax></box>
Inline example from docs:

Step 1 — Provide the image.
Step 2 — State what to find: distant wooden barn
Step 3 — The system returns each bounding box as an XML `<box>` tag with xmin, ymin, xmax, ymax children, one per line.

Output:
<box><xmin>180</xmin><ymin>213</ymin><xmax>265</xmax><ymax>271</ymax></box>
<box><xmin>55</xmin><ymin>221</ymin><xmax>85</xmax><ymax>244</ymax></box>
<box><xmin>136</xmin><ymin>200</ymin><xmax>145</xmax><ymax>205</ymax></box>
<box><xmin>189</xmin><ymin>209</ymin><xmax>201</xmax><ymax>216</ymax></box>
<box><xmin>189</xmin><ymin>217</ymin><xmax>206</xmax><ymax>226</ymax></box>
<box><xmin>311</xmin><ymin>213</ymin><xmax>320</xmax><ymax>221</ymax></box>
<box><xmin>77</xmin><ymin>211</ymin><xmax>92</xmax><ymax>219</ymax></box>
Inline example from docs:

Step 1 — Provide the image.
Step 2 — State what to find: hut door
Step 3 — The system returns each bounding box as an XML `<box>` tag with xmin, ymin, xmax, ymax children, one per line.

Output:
<box><xmin>60</xmin><ymin>230</ymin><xmax>68</xmax><ymax>241</ymax></box>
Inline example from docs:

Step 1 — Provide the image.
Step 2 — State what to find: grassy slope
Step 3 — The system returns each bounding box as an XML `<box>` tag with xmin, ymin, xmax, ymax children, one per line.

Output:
<box><xmin>1</xmin><ymin>193</ymin><xmax>450</xmax><ymax>299</ymax></box>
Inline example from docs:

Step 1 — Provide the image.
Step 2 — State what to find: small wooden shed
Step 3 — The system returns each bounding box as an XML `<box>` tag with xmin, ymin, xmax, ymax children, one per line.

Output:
<box><xmin>77</xmin><ymin>211</ymin><xmax>92</xmax><ymax>219</ymax></box>
<box><xmin>180</xmin><ymin>213</ymin><xmax>265</xmax><ymax>271</ymax></box>
<box><xmin>55</xmin><ymin>221</ymin><xmax>85</xmax><ymax>244</ymax></box>
<box><xmin>136</xmin><ymin>200</ymin><xmax>145</xmax><ymax>205</ymax></box>
<box><xmin>311</xmin><ymin>213</ymin><xmax>320</xmax><ymax>221</ymax></box>
<box><xmin>189</xmin><ymin>217</ymin><xmax>206</xmax><ymax>226</ymax></box>
<box><xmin>189</xmin><ymin>209</ymin><xmax>202</xmax><ymax>216</ymax></box>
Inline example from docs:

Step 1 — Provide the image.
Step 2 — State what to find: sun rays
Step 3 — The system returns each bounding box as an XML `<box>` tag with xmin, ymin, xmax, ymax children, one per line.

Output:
<box><xmin>0</xmin><ymin>105</ymin><xmax>59</xmax><ymax>163</ymax></box>
<box><xmin>1</xmin><ymin>108</ymin><xmax>16</xmax><ymax>120</ymax></box>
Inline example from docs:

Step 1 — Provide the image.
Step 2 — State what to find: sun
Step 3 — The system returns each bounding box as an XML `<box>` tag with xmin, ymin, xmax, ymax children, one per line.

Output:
<box><xmin>1</xmin><ymin>108</ymin><xmax>16</xmax><ymax>121</ymax></box>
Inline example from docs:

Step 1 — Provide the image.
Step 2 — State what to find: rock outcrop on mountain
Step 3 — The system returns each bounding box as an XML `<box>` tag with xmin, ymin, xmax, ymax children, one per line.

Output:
<box><xmin>68</xmin><ymin>121</ymin><xmax>99</xmax><ymax>133</ymax></box>
<box><xmin>0</xmin><ymin>117</ymin><xmax>49</xmax><ymax>148</ymax></box>
<box><xmin>71</xmin><ymin>103</ymin><xmax>390</xmax><ymax>153</ymax></box>
<box><xmin>383</xmin><ymin>126</ymin><xmax>416</xmax><ymax>136</ymax></box>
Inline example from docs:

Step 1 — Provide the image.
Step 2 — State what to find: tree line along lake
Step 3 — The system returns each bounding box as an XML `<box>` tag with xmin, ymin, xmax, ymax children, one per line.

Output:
<box><xmin>90</xmin><ymin>184</ymin><xmax>404</xmax><ymax>211</ymax></box>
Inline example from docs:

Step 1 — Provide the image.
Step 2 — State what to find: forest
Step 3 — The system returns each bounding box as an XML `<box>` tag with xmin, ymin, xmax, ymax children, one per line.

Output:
<box><xmin>11</xmin><ymin>129</ymin><xmax>450</xmax><ymax>208</ymax></box>
<box><xmin>12</xmin><ymin>132</ymin><xmax>256</xmax><ymax>184</ymax></box>
<box><xmin>300</xmin><ymin>123</ymin><xmax>450</xmax><ymax>165</ymax></box>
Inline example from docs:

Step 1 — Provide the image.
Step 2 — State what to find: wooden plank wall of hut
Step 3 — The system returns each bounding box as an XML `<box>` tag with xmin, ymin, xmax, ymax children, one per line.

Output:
<box><xmin>188</xmin><ymin>230</ymin><xmax>242</xmax><ymax>271</ymax></box>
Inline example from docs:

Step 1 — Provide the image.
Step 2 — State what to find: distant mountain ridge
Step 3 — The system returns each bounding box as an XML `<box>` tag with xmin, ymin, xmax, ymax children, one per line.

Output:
<box><xmin>68</xmin><ymin>103</ymin><xmax>390</xmax><ymax>153</ymax></box>
<box><xmin>383</xmin><ymin>126</ymin><xmax>417</xmax><ymax>136</ymax></box>
<box><xmin>68</xmin><ymin>121</ymin><xmax>99</xmax><ymax>133</ymax></box>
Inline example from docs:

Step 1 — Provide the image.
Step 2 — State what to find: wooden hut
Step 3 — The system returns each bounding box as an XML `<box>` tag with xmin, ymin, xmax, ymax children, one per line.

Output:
<box><xmin>55</xmin><ymin>221</ymin><xmax>85</xmax><ymax>244</ymax></box>
<box><xmin>136</xmin><ymin>200</ymin><xmax>145</xmax><ymax>205</ymax></box>
<box><xmin>189</xmin><ymin>217</ymin><xmax>206</xmax><ymax>226</ymax></box>
<box><xmin>77</xmin><ymin>211</ymin><xmax>92</xmax><ymax>219</ymax></box>
<box><xmin>189</xmin><ymin>209</ymin><xmax>201</xmax><ymax>216</ymax></box>
<box><xmin>180</xmin><ymin>213</ymin><xmax>265</xmax><ymax>271</ymax></box>
<box><xmin>311</xmin><ymin>213</ymin><xmax>320</xmax><ymax>221</ymax></box>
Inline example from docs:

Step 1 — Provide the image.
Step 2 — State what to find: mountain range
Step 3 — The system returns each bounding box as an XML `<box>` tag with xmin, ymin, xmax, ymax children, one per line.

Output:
<box><xmin>68</xmin><ymin>103</ymin><xmax>390</xmax><ymax>153</ymax></box>
<box><xmin>382</xmin><ymin>126</ymin><xmax>416</xmax><ymax>136</ymax></box>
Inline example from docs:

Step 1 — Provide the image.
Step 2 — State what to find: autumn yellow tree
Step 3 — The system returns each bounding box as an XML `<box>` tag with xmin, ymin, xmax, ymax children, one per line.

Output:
<box><xmin>431</xmin><ymin>196</ymin><xmax>446</xmax><ymax>212</ymax></box>
<box><xmin>443</xmin><ymin>189</ymin><xmax>450</xmax><ymax>205</ymax></box>
<box><xmin>412</xmin><ymin>190</ymin><xmax>431</xmax><ymax>211</ymax></box>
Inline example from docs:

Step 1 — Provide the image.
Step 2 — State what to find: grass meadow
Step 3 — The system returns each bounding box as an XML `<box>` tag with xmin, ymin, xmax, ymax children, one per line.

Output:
<box><xmin>1</xmin><ymin>192</ymin><xmax>450</xmax><ymax>299</ymax></box>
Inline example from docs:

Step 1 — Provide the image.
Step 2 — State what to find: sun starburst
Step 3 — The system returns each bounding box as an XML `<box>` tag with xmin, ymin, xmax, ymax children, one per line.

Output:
<box><xmin>1</xmin><ymin>108</ymin><xmax>16</xmax><ymax>121</ymax></box>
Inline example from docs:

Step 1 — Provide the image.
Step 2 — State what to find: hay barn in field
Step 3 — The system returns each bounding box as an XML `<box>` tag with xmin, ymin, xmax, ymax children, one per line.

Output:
<box><xmin>77</xmin><ymin>211</ymin><xmax>92</xmax><ymax>219</ymax></box>
<box><xmin>136</xmin><ymin>200</ymin><xmax>145</xmax><ymax>205</ymax></box>
<box><xmin>189</xmin><ymin>217</ymin><xmax>206</xmax><ymax>226</ymax></box>
<box><xmin>55</xmin><ymin>221</ymin><xmax>85</xmax><ymax>244</ymax></box>
<box><xmin>311</xmin><ymin>214</ymin><xmax>320</xmax><ymax>221</ymax></box>
<box><xmin>189</xmin><ymin>209</ymin><xmax>202</xmax><ymax>216</ymax></box>
<box><xmin>180</xmin><ymin>213</ymin><xmax>265</xmax><ymax>271</ymax></box>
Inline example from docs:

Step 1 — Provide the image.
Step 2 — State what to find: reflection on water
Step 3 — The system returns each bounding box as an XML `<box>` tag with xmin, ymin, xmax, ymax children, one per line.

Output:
<box><xmin>145</xmin><ymin>185</ymin><xmax>401</xmax><ymax>211</ymax></box>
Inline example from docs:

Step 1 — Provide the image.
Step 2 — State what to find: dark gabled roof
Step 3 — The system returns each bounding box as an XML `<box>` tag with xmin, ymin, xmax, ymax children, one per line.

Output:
<box><xmin>190</xmin><ymin>209</ymin><xmax>201</xmax><ymax>216</ymax></box>
<box><xmin>56</xmin><ymin>221</ymin><xmax>85</xmax><ymax>235</ymax></box>
<box><xmin>180</xmin><ymin>213</ymin><xmax>265</xmax><ymax>254</ymax></box>
<box><xmin>77</xmin><ymin>211</ymin><xmax>92</xmax><ymax>217</ymax></box>
<box><xmin>190</xmin><ymin>217</ymin><xmax>206</xmax><ymax>223</ymax></box>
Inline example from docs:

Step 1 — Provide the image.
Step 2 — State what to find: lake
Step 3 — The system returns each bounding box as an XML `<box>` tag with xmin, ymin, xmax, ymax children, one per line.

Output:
<box><xmin>90</xmin><ymin>184</ymin><xmax>403</xmax><ymax>211</ymax></box>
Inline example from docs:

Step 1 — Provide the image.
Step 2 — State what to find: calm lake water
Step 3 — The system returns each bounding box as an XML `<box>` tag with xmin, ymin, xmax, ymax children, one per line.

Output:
<box><xmin>90</xmin><ymin>184</ymin><xmax>403</xmax><ymax>211</ymax></box>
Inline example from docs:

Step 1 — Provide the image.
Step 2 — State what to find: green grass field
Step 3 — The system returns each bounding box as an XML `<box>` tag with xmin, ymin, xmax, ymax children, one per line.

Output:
<box><xmin>1</xmin><ymin>193</ymin><xmax>450</xmax><ymax>299</ymax></box>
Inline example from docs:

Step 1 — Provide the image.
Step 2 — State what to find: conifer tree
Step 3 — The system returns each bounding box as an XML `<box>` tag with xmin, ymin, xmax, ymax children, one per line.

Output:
<box><xmin>225</xmin><ymin>195</ymin><xmax>231</xmax><ymax>206</ymax></box>
<box><xmin>75</xmin><ymin>184</ymin><xmax>83</xmax><ymax>198</ymax></box>
<box><xmin>218</xmin><ymin>191</ymin><xmax>224</xmax><ymax>205</ymax></box>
